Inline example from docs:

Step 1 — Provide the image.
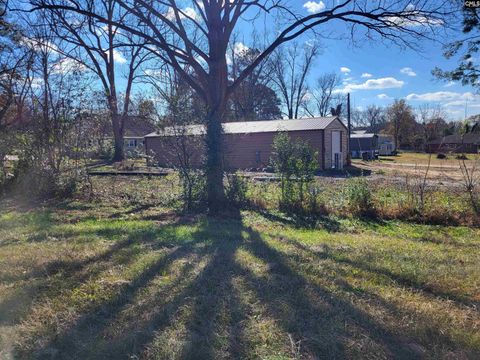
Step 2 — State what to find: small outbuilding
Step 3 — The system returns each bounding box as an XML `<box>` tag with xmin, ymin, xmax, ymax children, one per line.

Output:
<box><xmin>350</xmin><ymin>132</ymin><xmax>378</xmax><ymax>160</ymax></box>
<box><xmin>377</xmin><ymin>134</ymin><xmax>395</xmax><ymax>156</ymax></box>
<box><xmin>144</xmin><ymin>116</ymin><xmax>348</xmax><ymax>170</ymax></box>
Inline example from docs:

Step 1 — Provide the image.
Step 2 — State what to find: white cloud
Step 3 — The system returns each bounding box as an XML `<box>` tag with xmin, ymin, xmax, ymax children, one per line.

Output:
<box><xmin>406</xmin><ymin>91</ymin><xmax>478</xmax><ymax>102</ymax></box>
<box><xmin>107</xmin><ymin>49</ymin><xmax>127</xmax><ymax>64</ymax></box>
<box><xmin>51</xmin><ymin>58</ymin><xmax>87</xmax><ymax>74</ymax></box>
<box><xmin>342</xmin><ymin>77</ymin><xmax>404</xmax><ymax>92</ymax></box>
<box><xmin>226</xmin><ymin>42</ymin><xmax>250</xmax><ymax>65</ymax></box>
<box><xmin>400</xmin><ymin>67</ymin><xmax>416</xmax><ymax>76</ymax></box>
<box><xmin>361</xmin><ymin>73</ymin><xmax>373</xmax><ymax>78</ymax></box>
<box><xmin>20</xmin><ymin>37</ymin><xmax>58</xmax><ymax>53</ymax></box>
<box><xmin>383</xmin><ymin>4</ymin><xmax>443</xmax><ymax>27</ymax></box>
<box><xmin>303</xmin><ymin>1</ymin><xmax>326</xmax><ymax>14</ymax></box>
<box><xmin>340</xmin><ymin>67</ymin><xmax>351</xmax><ymax>74</ymax></box>
<box><xmin>444</xmin><ymin>81</ymin><xmax>455</xmax><ymax>88</ymax></box>
<box><xmin>233</xmin><ymin>42</ymin><xmax>249</xmax><ymax>56</ymax></box>
<box><xmin>30</xmin><ymin>77</ymin><xmax>44</xmax><ymax>89</ymax></box>
<box><xmin>377</xmin><ymin>93</ymin><xmax>392</xmax><ymax>100</ymax></box>
<box><xmin>165</xmin><ymin>6</ymin><xmax>199</xmax><ymax>21</ymax></box>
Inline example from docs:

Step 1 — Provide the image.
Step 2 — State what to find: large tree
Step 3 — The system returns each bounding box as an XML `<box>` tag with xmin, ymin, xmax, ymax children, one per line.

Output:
<box><xmin>386</xmin><ymin>99</ymin><xmax>421</xmax><ymax>150</ymax></box>
<box><xmin>304</xmin><ymin>72</ymin><xmax>342</xmax><ymax>118</ymax></box>
<box><xmin>229</xmin><ymin>47</ymin><xmax>281</xmax><ymax>121</ymax></box>
<box><xmin>432</xmin><ymin>5</ymin><xmax>479</xmax><ymax>130</ymax></box>
<box><xmin>433</xmin><ymin>6</ymin><xmax>480</xmax><ymax>88</ymax></box>
<box><xmin>272</xmin><ymin>41</ymin><xmax>319</xmax><ymax>119</ymax></box>
<box><xmin>29</xmin><ymin>0</ymin><xmax>452</xmax><ymax>212</ymax></box>
<box><xmin>37</xmin><ymin>0</ymin><xmax>152</xmax><ymax>161</ymax></box>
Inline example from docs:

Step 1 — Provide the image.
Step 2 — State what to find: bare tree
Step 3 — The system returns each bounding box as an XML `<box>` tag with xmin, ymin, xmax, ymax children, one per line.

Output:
<box><xmin>229</xmin><ymin>46</ymin><xmax>280</xmax><ymax>121</ymax></box>
<box><xmin>365</xmin><ymin>105</ymin><xmax>386</xmax><ymax>133</ymax></box>
<box><xmin>417</xmin><ymin>103</ymin><xmax>448</xmax><ymax>148</ymax></box>
<box><xmin>304</xmin><ymin>73</ymin><xmax>342</xmax><ymax>117</ymax></box>
<box><xmin>272</xmin><ymin>42</ymin><xmax>319</xmax><ymax>119</ymax></box>
<box><xmin>39</xmin><ymin>1</ymin><xmax>152</xmax><ymax>161</ymax></box>
<box><xmin>28</xmin><ymin>0</ymin><xmax>453</xmax><ymax>212</ymax></box>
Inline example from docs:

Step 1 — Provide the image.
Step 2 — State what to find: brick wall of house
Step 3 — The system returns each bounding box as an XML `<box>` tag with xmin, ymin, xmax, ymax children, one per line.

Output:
<box><xmin>146</xmin><ymin>129</ymin><xmax>326</xmax><ymax>170</ymax></box>
<box><xmin>323</xmin><ymin>118</ymin><xmax>348</xmax><ymax>169</ymax></box>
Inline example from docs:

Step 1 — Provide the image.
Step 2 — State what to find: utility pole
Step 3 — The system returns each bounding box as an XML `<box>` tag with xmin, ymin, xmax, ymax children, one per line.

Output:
<box><xmin>347</xmin><ymin>93</ymin><xmax>351</xmax><ymax>165</ymax></box>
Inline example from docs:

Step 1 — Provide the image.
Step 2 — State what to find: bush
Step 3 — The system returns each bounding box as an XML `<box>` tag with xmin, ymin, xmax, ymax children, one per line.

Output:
<box><xmin>271</xmin><ymin>133</ymin><xmax>318</xmax><ymax>213</ymax></box>
<box><xmin>343</xmin><ymin>177</ymin><xmax>375</xmax><ymax>217</ymax></box>
<box><xmin>436</xmin><ymin>153</ymin><xmax>447</xmax><ymax>159</ymax></box>
<box><xmin>225</xmin><ymin>172</ymin><xmax>249</xmax><ymax>208</ymax></box>
<box><xmin>179</xmin><ymin>169</ymin><xmax>206</xmax><ymax>212</ymax></box>
<box><xmin>456</xmin><ymin>154</ymin><xmax>469</xmax><ymax>160</ymax></box>
<box><xmin>13</xmin><ymin>162</ymin><xmax>82</xmax><ymax>200</ymax></box>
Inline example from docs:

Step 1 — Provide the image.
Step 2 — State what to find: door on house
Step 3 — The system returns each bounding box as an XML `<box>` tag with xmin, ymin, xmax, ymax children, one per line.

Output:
<box><xmin>331</xmin><ymin>131</ymin><xmax>341</xmax><ymax>168</ymax></box>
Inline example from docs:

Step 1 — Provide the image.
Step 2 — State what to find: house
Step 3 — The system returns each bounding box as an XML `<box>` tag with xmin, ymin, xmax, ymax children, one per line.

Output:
<box><xmin>350</xmin><ymin>132</ymin><xmax>378</xmax><ymax>160</ymax></box>
<box><xmin>349</xmin><ymin>131</ymin><xmax>395</xmax><ymax>158</ymax></box>
<box><xmin>121</xmin><ymin>116</ymin><xmax>156</xmax><ymax>151</ymax></box>
<box><xmin>426</xmin><ymin>133</ymin><xmax>480</xmax><ymax>154</ymax></box>
<box><xmin>144</xmin><ymin>116</ymin><xmax>348</xmax><ymax>170</ymax></box>
<box><xmin>100</xmin><ymin>115</ymin><xmax>156</xmax><ymax>156</ymax></box>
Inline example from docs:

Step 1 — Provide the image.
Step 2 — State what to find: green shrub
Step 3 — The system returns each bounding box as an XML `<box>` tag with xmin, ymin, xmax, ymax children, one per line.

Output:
<box><xmin>343</xmin><ymin>177</ymin><xmax>375</xmax><ymax>217</ymax></box>
<box><xmin>179</xmin><ymin>169</ymin><xmax>206</xmax><ymax>212</ymax></box>
<box><xmin>270</xmin><ymin>133</ymin><xmax>318</xmax><ymax>213</ymax></box>
<box><xmin>225</xmin><ymin>172</ymin><xmax>249</xmax><ymax>208</ymax></box>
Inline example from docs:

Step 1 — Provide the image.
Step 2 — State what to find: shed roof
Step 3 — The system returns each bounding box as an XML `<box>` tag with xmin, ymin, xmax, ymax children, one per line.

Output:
<box><xmin>123</xmin><ymin>116</ymin><xmax>156</xmax><ymax>138</ymax></box>
<box><xmin>145</xmin><ymin>116</ymin><xmax>343</xmax><ymax>137</ymax></box>
<box><xmin>351</xmin><ymin>133</ymin><xmax>377</xmax><ymax>139</ymax></box>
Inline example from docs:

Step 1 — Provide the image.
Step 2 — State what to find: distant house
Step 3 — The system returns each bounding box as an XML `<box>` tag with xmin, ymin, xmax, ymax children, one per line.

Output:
<box><xmin>350</xmin><ymin>132</ymin><xmax>378</xmax><ymax>160</ymax></box>
<box><xmin>426</xmin><ymin>133</ymin><xmax>480</xmax><ymax>154</ymax></box>
<box><xmin>103</xmin><ymin>116</ymin><xmax>156</xmax><ymax>153</ymax></box>
<box><xmin>122</xmin><ymin>116</ymin><xmax>156</xmax><ymax>151</ymax></box>
<box><xmin>377</xmin><ymin>134</ymin><xmax>395</xmax><ymax>155</ymax></box>
<box><xmin>145</xmin><ymin>116</ymin><xmax>348</xmax><ymax>170</ymax></box>
<box><xmin>349</xmin><ymin>130</ymin><xmax>395</xmax><ymax>159</ymax></box>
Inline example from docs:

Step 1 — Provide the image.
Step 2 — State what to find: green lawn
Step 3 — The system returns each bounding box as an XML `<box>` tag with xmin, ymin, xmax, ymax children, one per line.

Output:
<box><xmin>0</xmin><ymin>187</ymin><xmax>479</xmax><ymax>360</ymax></box>
<box><xmin>377</xmin><ymin>152</ymin><xmax>479</xmax><ymax>166</ymax></box>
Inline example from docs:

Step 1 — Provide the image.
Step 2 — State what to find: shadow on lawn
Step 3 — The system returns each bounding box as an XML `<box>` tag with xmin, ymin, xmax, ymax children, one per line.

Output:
<box><xmin>252</xmin><ymin>208</ymin><xmax>342</xmax><ymax>232</ymax></box>
<box><xmin>9</xmin><ymin>210</ymin><xmax>436</xmax><ymax>360</ymax></box>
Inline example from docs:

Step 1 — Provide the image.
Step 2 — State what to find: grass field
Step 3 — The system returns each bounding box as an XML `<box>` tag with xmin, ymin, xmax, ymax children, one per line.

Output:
<box><xmin>377</xmin><ymin>152</ymin><xmax>479</xmax><ymax>166</ymax></box>
<box><xmin>0</xmin><ymin>175</ymin><xmax>479</xmax><ymax>359</ymax></box>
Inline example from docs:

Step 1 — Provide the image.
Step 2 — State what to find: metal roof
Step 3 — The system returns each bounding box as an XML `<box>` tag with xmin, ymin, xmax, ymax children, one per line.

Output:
<box><xmin>350</xmin><ymin>133</ymin><xmax>377</xmax><ymax>139</ymax></box>
<box><xmin>145</xmin><ymin>116</ymin><xmax>342</xmax><ymax>137</ymax></box>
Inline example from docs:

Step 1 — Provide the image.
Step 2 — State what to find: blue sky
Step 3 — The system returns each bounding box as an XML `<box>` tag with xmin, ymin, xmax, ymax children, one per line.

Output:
<box><xmin>306</xmin><ymin>29</ymin><xmax>479</xmax><ymax>120</ymax></box>
<box><xmin>106</xmin><ymin>1</ymin><xmax>480</xmax><ymax>121</ymax></box>
<box><xmin>230</xmin><ymin>0</ymin><xmax>480</xmax><ymax>120</ymax></box>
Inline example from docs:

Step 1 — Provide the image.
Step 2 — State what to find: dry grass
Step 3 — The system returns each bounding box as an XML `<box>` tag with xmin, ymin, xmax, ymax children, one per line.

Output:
<box><xmin>378</xmin><ymin>152</ymin><xmax>479</xmax><ymax>166</ymax></box>
<box><xmin>0</xmin><ymin>176</ymin><xmax>479</xmax><ymax>359</ymax></box>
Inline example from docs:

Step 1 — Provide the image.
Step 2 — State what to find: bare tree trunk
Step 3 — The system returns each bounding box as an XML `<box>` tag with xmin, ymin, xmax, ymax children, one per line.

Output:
<box><xmin>111</xmin><ymin>112</ymin><xmax>124</xmax><ymax>162</ymax></box>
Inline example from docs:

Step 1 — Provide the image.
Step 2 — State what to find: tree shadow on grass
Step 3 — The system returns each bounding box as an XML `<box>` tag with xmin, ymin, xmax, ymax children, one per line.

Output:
<box><xmin>0</xmin><ymin>218</ymin><xmax>193</xmax><ymax>329</ymax></box>
<box><xmin>15</xmin><ymin>210</ymin><xmax>438</xmax><ymax>359</ymax></box>
<box><xmin>252</xmin><ymin>208</ymin><xmax>342</xmax><ymax>232</ymax></box>
<box><xmin>286</xmin><ymin>237</ymin><xmax>479</xmax><ymax>309</ymax></box>
<box><xmin>266</xmin><ymin>236</ymin><xmax>480</xmax><ymax>356</ymax></box>
<box><xmin>240</xmin><ymin>228</ymin><xmax>419</xmax><ymax>359</ymax></box>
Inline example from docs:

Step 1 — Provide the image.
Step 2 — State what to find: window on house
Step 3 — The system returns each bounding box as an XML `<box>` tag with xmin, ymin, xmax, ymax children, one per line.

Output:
<box><xmin>126</xmin><ymin>139</ymin><xmax>137</xmax><ymax>148</ymax></box>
